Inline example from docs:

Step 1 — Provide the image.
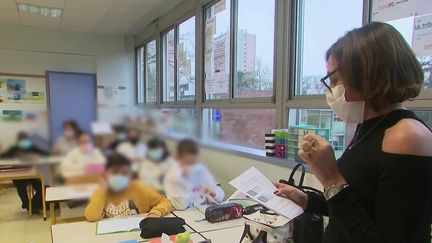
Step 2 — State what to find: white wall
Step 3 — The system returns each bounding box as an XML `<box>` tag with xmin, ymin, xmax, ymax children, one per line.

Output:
<box><xmin>0</xmin><ymin>24</ymin><xmax>136</xmax><ymax>148</ymax></box>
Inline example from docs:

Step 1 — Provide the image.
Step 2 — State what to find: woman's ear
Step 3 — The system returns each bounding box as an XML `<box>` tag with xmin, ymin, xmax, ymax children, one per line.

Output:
<box><xmin>344</xmin><ymin>85</ymin><xmax>363</xmax><ymax>102</ymax></box>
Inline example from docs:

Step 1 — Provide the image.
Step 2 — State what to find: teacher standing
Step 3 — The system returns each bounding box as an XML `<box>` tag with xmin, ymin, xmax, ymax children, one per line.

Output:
<box><xmin>275</xmin><ymin>22</ymin><xmax>432</xmax><ymax>243</ymax></box>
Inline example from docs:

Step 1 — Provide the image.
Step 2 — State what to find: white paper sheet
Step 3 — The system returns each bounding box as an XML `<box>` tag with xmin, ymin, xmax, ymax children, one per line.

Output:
<box><xmin>413</xmin><ymin>14</ymin><xmax>432</xmax><ymax>57</ymax></box>
<box><xmin>96</xmin><ymin>216</ymin><xmax>144</xmax><ymax>235</ymax></box>
<box><xmin>229</xmin><ymin>167</ymin><xmax>303</xmax><ymax>221</ymax></box>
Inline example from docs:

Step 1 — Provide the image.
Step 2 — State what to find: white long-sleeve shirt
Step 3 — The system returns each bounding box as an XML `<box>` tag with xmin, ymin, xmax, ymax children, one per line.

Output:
<box><xmin>116</xmin><ymin>142</ymin><xmax>147</xmax><ymax>161</ymax></box>
<box><xmin>139</xmin><ymin>157</ymin><xmax>175</xmax><ymax>188</ymax></box>
<box><xmin>60</xmin><ymin>147</ymin><xmax>106</xmax><ymax>178</ymax></box>
<box><xmin>164</xmin><ymin>162</ymin><xmax>225</xmax><ymax>210</ymax></box>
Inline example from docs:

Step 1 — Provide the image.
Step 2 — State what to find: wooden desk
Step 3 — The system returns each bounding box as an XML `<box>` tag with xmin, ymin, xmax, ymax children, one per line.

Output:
<box><xmin>0</xmin><ymin>168</ymin><xmax>47</xmax><ymax>220</ymax></box>
<box><xmin>51</xmin><ymin>214</ymin><xmax>205</xmax><ymax>243</ymax></box>
<box><xmin>46</xmin><ymin>183</ymin><xmax>98</xmax><ymax>225</ymax></box>
<box><xmin>172</xmin><ymin>207</ymin><xmax>244</xmax><ymax>233</ymax></box>
<box><xmin>201</xmin><ymin>226</ymin><xmax>244</xmax><ymax>243</ymax></box>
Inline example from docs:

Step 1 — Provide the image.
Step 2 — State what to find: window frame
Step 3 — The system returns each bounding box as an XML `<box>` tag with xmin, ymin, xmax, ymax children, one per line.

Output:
<box><xmin>160</xmin><ymin>13</ymin><xmax>197</xmax><ymax>108</ymax></box>
<box><xmin>135</xmin><ymin>45</ymin><xmax>145</xmax><ymax>105</ymax></box>
<box><xmin>202</xmin><ymin>0</ymin><xmax>278</xmax><ymax>105</ymax></box>
<box><xmin>141</xmin><ymin>37</ymin><xmax>158</xmax><ymax>107</ymax></box>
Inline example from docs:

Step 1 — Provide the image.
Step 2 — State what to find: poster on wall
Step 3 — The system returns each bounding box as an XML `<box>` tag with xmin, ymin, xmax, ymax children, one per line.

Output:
<box><xmin>25</xmin><ymin>91</ymin><xmax>45</xmax><ymax>103</ymax></box>
<box><xmin>371</xmin><ymin>0</ymin><xmax>432</xmax><ymax>22</ymax></box>
<box><xmin>2</xmin><ymin>110</ymin><xmax>23</xmax><ymax>122</ymax></box>
<box><xmin>97</xmin><ymin>85</ymin><xmax>127</xmax><ymax>107</ymax></box>
<box><xmin>6</xmin><ymin>79</ymin><xmax>26</xmax><ymax>102</ymax></box>
<box><xmin>413</xmin><ymin>14</ymin><xmax>432</xmax><ymax>57</ymax></box>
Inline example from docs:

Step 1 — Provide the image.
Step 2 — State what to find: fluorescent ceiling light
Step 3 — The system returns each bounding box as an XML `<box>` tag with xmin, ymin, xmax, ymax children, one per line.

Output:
<box><xmin>17</xmin><ymin>2</ymin><xmax>62</xmax><ymax>18</ymax></box>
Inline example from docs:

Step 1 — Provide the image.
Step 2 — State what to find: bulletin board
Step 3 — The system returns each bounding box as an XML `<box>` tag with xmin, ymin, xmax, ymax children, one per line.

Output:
<box><xmin>0</xmin><ymin>73</ymin><xmax>48</xmax><ymax>151</ymax></box>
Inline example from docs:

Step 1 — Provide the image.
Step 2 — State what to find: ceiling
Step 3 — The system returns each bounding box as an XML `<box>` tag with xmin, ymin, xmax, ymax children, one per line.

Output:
<box><xmin>0</xmin><ymin>0</ymin><xmax>183</xmax><ymax>35</ymax></box>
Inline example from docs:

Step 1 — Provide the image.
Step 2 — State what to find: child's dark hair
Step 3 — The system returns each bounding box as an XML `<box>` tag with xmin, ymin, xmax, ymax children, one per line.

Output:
<box><xmin>177</xmin><ymin>139</ymin><xmax>199</xmax><ymax>156</ymax></box>
<box><xmin>147</xmin><ymin>137</ymin><xmax>169</xmax><ymax>159</ymax></box>
<box><xmin>106</xmin><ymin>153</ymin><xmax>131</xmax><ymax>170</ymax></box>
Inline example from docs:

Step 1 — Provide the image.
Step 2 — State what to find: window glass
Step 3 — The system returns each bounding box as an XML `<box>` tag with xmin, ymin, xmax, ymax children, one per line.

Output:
<box><xmin>384</xmin><ymin>16</ymin><xmax>432</xmax><ymax>90</ymax></box>
<box><xmin>162</xmin><ymin>30</ymin><xmax>175</xmax><ymax>102</ymax></box>
<box><xmin>136</xmin><ymin>47</ymin><xmax>144</xmax><ymax>103</ymax></box>
<box><xmin>234</xmin><ymin>0</ymin><xmax>275</xmax><ymax>98</ymax></box>
<box><xmin>178</xmin><ymin>16</ymin><xmax>196</xmax><ymax>101</ymax></box>
<box><xmin>413</xmin><ymin>110</ymin><xmax>432</xmax><ymax>128</ymax></box>
<box><xmin>288</xmin><ymin>109</ymin><xmax>346</xmax><ymax>159</ymax></box>
<box><xmin>202</xmin><ymin>108</ymin><xmax>276</xmax><ymax>149</ymax></box>
<box><xmin>140</xmin><ymin>108</ymin><xmax>197</xmax><ymax>137</ymax></box>
<box><xmin>204</xmin><ymin>0</ymin><xmax>231</xmax><ymax>100</ymax></box>
<box><xmin>296</xmin><ymin>0</ymin><xmax>363</xmax><ymax>95</ymax></box>
<box><xmin>145</xmin><ymin>40</ymin><xmax>157</xmax><ymax>103</ymax></box>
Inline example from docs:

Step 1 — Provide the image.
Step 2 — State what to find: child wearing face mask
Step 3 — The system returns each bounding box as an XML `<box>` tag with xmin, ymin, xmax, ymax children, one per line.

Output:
<box><xmin>164</xmin><ymin>139</ymin><xmax>225</xmax><ymax>210</ymax></box>
<box><xmin>116</xmin><ymin>128</ymin><xmax>147</xmax><ymax>172</ymax></box>
<box><xmin>1</xmin><ymin>131</ymin><xmax>48</xmax><ymax>213</ymax></box>
<box><xmin>52</xmin><ymin>120</ymin><xmax>81</xmax><ymax>155</ymax></box>
<box><xmin>84</xmin><ymin>153</ymin><xmax>172</xmax><ymax>221</ymax></box>
<box><xmin>106</xmin><ymin>125</ymin><xmax>128</xmax><ymax>152</ymax></box>
<box><xmin>139</xmin><ymin>138</ymin><xmax>174</xmax><ymax>189</ymax></box>
<box><xmin>60</xmin><ymin>133</ymin><xmax>106</xmax><ymax>180</ymax></box>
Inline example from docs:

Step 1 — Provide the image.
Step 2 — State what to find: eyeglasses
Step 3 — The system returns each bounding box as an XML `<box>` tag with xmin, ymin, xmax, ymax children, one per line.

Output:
<box><xmin>320</xmin><ymin>68</ymin><xmax>339</xmax><ymax>93</ymax></box>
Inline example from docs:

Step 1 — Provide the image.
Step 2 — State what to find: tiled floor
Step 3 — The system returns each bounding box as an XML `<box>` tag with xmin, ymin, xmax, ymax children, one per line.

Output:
<box><xmin>0</xmin><ymin>188</ymin><xmax>51</xmax><ymax>243</ymax></box>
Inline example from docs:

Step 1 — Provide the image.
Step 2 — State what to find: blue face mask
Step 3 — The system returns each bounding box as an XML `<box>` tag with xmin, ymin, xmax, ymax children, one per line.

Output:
<box><xmin>18</xmin><ymin>139</ymin><xmax>32</xmax><ymax>150</ymax></box>
<box><xmin>117</xmin><ymin>133</ymin><xmax>127</xmax><ymax>141</ymax></box>
<box><xmin>148</xmin><ymin>148</ymin><xmax>164</xmax><ymax>161</ymax></box>
<box><xmin>107</xmin><ymin>175</ymin><xmax>130</xmax><ymax>192</ymax></box>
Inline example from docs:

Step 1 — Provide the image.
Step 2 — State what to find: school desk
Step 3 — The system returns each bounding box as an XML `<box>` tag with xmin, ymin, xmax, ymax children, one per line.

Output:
<box><xmin>45</xmin><ymin>183</ymin><xmax>98</xmax><ymax>225</ymax></box>
<box><xmin>50</xmin><ymin>214</ymin><xmax>204</xmax><ymax>243</ymax></box>
<box><xmin>201</xmin><ymin>226</ymin><xmax>245</xmax><ymax>243</ymax></box>
<box><xmin>0</xmin><ymin>168</ymin><xmax>47</xmax><ymax>220</ymax></box>
<box><xmin>172</xmin><ymin>207</ymin><xmax>244</xmax><ymax>233</ymax></box>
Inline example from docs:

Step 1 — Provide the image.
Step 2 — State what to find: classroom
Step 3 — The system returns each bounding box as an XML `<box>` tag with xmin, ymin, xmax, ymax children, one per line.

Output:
<box><xmin>0</xmin><ymin>0</ymin><xmax>431</xmax><ymax>243</ymax></box>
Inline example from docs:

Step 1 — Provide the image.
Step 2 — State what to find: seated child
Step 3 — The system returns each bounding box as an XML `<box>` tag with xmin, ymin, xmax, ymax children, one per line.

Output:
<box><xmin>84</xmin><ymin>153</ymin><xmax>172</xmax><ymax>221</ymax></box>
<box><xmin>1</xmin><ymin>131</ymin><xmax>47</xmax><ymax>213</ymax></box>
<box><xmin>60</xmin><ymin>133</ymin><xmax>106</xmax><ymax>180</ymax></box>
<box><xmin>139</xmin><ymin>137</ymin><xmax>174</xmax><ymax>188</ymax></box>
<box><xmin>164</xmin><ymin>139</ymin><xmax>224</xmax><ymax>210</ymax></box>
<box><xmin>117</xmin><ymin>127</ymin><xmax>147</xmax><ymax>172</ymax></box>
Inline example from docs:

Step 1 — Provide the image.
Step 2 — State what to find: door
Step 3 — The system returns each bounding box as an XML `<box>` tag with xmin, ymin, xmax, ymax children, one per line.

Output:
<box><xmin>46</xmin><ymin>71</ymin><xmax>96</xmax><ymax>145</ymax></box>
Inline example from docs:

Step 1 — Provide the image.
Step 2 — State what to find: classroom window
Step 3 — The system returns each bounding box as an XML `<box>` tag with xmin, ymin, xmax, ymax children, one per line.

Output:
<box><xmin>288</xmin><ymin>109</ymin><xmax>347</xmax><ymax>159</ymax></box>
<box><xmin>145</xmin><ymin>40</ymin><xmax>157</xmax><ymax>103</ymax></box>
<box><xmin>413</xmin><ymin>110</ymin><xmax>432</xmax><ymax>128</ymax></box>
<box><xmin>234</xmin><ymin>0</ymin><xmax>275</xmax><ymax>98</ymax></box>
<box><xmin>204</xmin><ymin>0</ymin><xmax>231</xmax><ymax>100</ymax></box>
<box><xmin>144</xmin><ymin>108</ymin><xmax>197</xmax><ymax>136</ymax></box>
<box><xmin>202</xmin><ymin>108</ymin><xmax>276</xmax><ymax>150</ymax></box>
<box><xmin>295</xmin><ymin>0</ymin><xmax>363</xmax><ymax>95</ymax></box>
<box><xmin>162</xmin><ymin>29</ymin><xmax>175</xmax><ymax>102</ymax></box>
<box><xmin>372</xmin><ymin>4</ymin><xmax>432</xmax><ymax>91</ymax></box>
<box><xmin>161</xmin><ymin>17</ymin><xmax>196</xmax><ymax>103</ymax></box>
<box><xmin>178</xmin><ymin>16</ymin><xmax>196</xmax><ymax>101</ymax></box>
<box><xmin>136</xmin><ymin>46</ymin><xmax>145</xmax><ymax>103</ymax></box>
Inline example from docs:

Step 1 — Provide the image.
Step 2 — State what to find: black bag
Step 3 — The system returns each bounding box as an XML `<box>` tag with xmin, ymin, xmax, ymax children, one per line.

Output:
<box><xmin>280</xmin><ymin>163</ymin><xmax>324</xmax><ymax>243</ymax></box>
<box><xmin>139</xmin><ymin>217</ymin><xmax>186</xmax><ymax>239</ymax></box>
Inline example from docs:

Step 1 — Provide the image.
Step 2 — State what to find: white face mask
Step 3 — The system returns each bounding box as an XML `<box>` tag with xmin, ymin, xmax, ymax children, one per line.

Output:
<box><xmin>326</xmin><ymin>84</ymin><xmax>365</xmax><ymax>124</ymax></box>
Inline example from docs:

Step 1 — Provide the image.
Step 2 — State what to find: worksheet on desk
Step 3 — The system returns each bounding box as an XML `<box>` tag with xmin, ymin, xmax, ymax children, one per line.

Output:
<box><xmin>229</xmin><ymin>167</ymin><xmax>303</xmax><ymax>221</ymax></box>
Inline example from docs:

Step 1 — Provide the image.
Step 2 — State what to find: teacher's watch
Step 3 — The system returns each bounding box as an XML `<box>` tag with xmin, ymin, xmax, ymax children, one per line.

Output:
<box><xmin>324</xmin><ymin>184</ymin><xmax>349</xmax><ymax>201</ymax></box>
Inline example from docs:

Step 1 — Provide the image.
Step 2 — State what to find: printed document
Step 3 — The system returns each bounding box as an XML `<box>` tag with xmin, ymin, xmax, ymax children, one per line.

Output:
<box><xmin>229</xmin><ymin>167</ymin><xmax>303</xmax><ymax>220</ymax></box>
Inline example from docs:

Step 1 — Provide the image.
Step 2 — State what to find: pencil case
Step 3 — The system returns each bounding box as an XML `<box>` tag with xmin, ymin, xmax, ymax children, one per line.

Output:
<box><xmin>204</xmin><ymin>203</ymin><xmax>243</xmax><ymax>223</ymax></box>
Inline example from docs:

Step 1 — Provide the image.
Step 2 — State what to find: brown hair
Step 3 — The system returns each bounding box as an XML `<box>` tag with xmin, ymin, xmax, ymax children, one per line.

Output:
<box><xmin>177</xmin><ymin>139</ymin><xmax>199</xmax><ymax>156</ymax></box>
<box><xmin>326</xmin><ymin>22</ymin><xmax>424</xmax><ymax>111</ymax></box>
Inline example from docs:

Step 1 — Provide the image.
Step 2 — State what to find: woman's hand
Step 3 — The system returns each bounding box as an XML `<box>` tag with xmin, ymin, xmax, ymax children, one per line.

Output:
<box><xmin>274</xmin><ymin>182</ymin><xmax>308</xmax><ymax>209</ymax></box>
<box><xmin>298</xmin><ymin>134</ymin><xmax>346</xmax><ymax>188</ymax></box>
